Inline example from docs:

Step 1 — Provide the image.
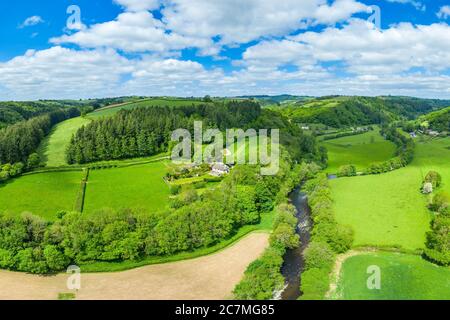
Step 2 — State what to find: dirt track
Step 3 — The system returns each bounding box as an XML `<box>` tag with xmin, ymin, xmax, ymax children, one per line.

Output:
<box><xmin>0</xmin><ymin>233</ymin><xmax>268</xmax><ymax>300</ymax></box>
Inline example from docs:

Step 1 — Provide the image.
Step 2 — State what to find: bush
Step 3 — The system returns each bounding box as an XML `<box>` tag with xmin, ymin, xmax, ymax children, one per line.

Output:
<box><xmin>337</xmin><ymin>165</ymin><xmax>357</xmax><ymax>177</ymax></box>
<box><xmin>424</xmin><ymin>171</ymin><xmax>442</xmax><ymax>188</ymax></box>
<box><xmin>233</xmin><ymin>247</ymin><xmax>285</xmax><ymax>300</ymax></box>
<box><xmin>169</xmin><ymin>184</ymin><xmax>181</xmax><ymax>195</ymax></box>
<box><xmin>430</xmin><ymin>191</ymin><xmax>450</xmax><ymax>212</ymax></box>
<box><xmin>269</xmin><ymin>223</ymin><xmax>300</xmax><ymax>252</ymax></box>
<box><xmin>299</xmin><ymin>268</ymin><xmax>330</xmax><ymax>300</ymax></box>
<box><xmin>303</xmin><ymin>242</ymin><xmax>335</xmax><ymax>271</ymax></box>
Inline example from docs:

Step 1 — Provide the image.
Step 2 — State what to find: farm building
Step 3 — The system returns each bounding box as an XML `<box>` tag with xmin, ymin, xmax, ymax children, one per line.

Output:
<box><xmin>210</xmin><ymin>163</ymin><xmax>230</xmax><ymax>176</ymax></box>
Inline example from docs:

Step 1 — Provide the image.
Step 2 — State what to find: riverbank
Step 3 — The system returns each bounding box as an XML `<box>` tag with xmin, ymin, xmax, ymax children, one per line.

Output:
<box><xmin>281</xmin><ymin>187</ymin><xmax>312</xmax><ymax>300</ymax></box>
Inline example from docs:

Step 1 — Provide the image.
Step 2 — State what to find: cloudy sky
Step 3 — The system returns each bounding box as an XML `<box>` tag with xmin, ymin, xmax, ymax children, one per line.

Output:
<box><xmin>1</xmin><ymin>0</ymin><xmax>450</xmax><ymax>100</ymax></box>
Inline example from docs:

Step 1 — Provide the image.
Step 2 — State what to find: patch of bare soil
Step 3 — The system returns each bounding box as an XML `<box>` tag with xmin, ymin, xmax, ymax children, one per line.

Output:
<box><xmin>0</xmin><ymin>233</ymin><xmax>269</xmax><ymax>300</ymax></box>
<box><xmin>326</xmin><ymin>249</ymin><xmax>375</xmax><ymax>299</ymax></box>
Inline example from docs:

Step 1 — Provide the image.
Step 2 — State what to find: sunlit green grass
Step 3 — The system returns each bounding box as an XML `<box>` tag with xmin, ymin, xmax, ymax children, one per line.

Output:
<box><xmin>330</xmin><ymin>137</ymin><xmax>450</xmax><ymax>250</ymax></box>
<box><xmin>0</xmin><ymin>171</ymin><xmax>83</xmax><ymax>220</ymax></box>
<box><xmin>38</xmin><ymin>117</ymin><xmax>91</xmax><ymax>167</ymax></box>
<box><xmin>89</xmin><ymin>98</ymin><xmax>209</xmax><ymax>119</ymax></box>
<box><xmin>322</xmin><ymin>128</ymin><xmax>396</xmax><ymax>174</ymax></box>
<box><xmin>335</xmin><ymin>252</ymin><xmax>450</xmax><ymax>300</ymax></box>
<box><xmin>83</xmin><ymin>161</ymin><xmax>171</xmax><ymax>214</ymax></box>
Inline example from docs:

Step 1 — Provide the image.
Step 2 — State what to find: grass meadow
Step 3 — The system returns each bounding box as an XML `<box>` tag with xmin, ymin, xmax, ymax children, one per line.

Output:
<box><xmin>83</xmin><ymin>161</ymin><xmax>170</xmax><ymax>214</ymax></box>
<box><xmin>330</xmin><ymin>137</ymin><xmax>450</xmax><ymax>250</ymax></box>
<box><xmin>38</xmin><ymin>117</ymin><xmax>92</xmax><ymax>167</ymax></box>
<box><xmin>0</xmin><ymin>171</ymin><xmax>83</xmax><ymax>220</ymax></box>
<box><xmin>321</xmin><ymin>128</ymin><xmax>396</xmax><ymax>174</ymax></box>
<box><xmin>335</xmin><ymin>252</ymin><xmax>450</xmax><ymax>300</ymax></box>
<box><xmin>89</xmin><ymin>98</ymin><xmax>209</xmax><ymax>119</ymax></box>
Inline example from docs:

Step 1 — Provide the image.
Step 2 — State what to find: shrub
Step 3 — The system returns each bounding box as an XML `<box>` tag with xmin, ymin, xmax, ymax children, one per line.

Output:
<box><xmin>269</xmin><ymin>223</ymin><xmax>300</xmax><ymax>252</ymax></box>
<box><xmin>430</xmin><ymin>191</ymin><xmax>450</xmax><ymax>212</ymax></box>
<box><xmin>337</xmin><ymin>165</ymin><xmax>357</xmax><ymax>177</ymax></box>
<box><xmin>303</xmin><ymin>242</ymin><xmax>335</xmax><ymax>271</ymax></box>
<box><xmin>299</xmin><ymin>268</ymin><xmax>330</xmax><ymax>300</ymax></box>
<box><xmin>169</xmin><ymin>184</ymin><xmax>181</xmax><ymax>195</ymax></box>
<box><xmin>424</xmin><ymin>171</ymin><xmax>442</xmax><ymax>188</ymax></box>
<box><xmin>233</xmin><ymin>247</ymin><xmax>285</xmax><ymax>300</ymax></box>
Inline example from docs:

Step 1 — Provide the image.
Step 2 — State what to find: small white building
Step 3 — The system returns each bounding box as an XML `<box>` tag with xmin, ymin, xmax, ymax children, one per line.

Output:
<box><xmin>428</xmin><ymin>130</ymin><xmax>440</xmax><ymax>137</ymax></box>
<box><xmin>210</xmin><ymin>163</ymin><xmax>230</xmax><ymax>176</ymax></box>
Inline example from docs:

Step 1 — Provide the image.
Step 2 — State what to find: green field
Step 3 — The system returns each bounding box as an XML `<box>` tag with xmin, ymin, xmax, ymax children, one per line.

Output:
<box><xmin>83</xmin><ymin>161</ymin><xmax>170</xmax><ymax>214</ymax></box>
<box><xmin>0</xmin><ymin>171</ymin><xmax>83</xmax><ymax>220</ymax></box>
<box><xmin>335</xmin><ymin>252</ymin><xmax>450</xmax><ymax>300</ymax></box>
<box><xmin>330</xmin><ymin>137</ymin><xmax>450</xmax><ymax>250</ymax></box>
<box><xmin>38</xmin><ymin>117</ymin><xmax>92</xmax><ymax>167</ymax></box>
<box><xmin>89</xmin><ymin>98</ymin><xmax>209</xmax><ymax>119</ymax></box>
<box><xmin>322</xmin><ymin>129</ymin><xmax>396</xmax><ymax>174</ymax></box>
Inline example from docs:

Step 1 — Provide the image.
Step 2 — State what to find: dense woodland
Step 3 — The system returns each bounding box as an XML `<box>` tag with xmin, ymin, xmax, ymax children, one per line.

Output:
<box><xmin>67</xmin><ymin>101</ymin><xmax>325</xmax><ymax>165</ymax></box>
<box><xmin>419</xmin><ymin>107</ymin><xmax>450</xmax><ymax>132</ymax></box>
<box><xmin>0</xmin><ymin>108</ymin><xmax>80</xmax><ymax>165</ymax></box>
<box><xmin>280</xmin><ymin>96</ymin><xmax>450</xmax><ymax>128</ymax></box>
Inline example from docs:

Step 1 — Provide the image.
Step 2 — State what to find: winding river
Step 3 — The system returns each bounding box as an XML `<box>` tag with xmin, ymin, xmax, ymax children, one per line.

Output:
<box><xmin>281</xmin><ymin>187</ymin><xmax>312</xmax><ymax>300</ymax></box>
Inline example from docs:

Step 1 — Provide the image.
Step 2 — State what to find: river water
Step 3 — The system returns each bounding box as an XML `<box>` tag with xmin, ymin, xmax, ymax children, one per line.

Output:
<box><xmin>280</xmin><ymin>187</ymin><xmax>312</xmax><ymax>300</ymax></box>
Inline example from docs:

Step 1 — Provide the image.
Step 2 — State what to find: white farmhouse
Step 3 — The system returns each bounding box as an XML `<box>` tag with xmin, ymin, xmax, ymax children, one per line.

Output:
<box><xmin>210</xmin><ymin>163</ymin><xmax>230</xmax><ymax>176</ymax></box>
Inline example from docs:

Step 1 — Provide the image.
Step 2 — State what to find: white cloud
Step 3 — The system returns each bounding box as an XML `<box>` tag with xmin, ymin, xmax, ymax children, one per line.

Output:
<box><xmin>51</xmin><ymin>11</ymin><xmax>212</xmax><ymax>53</ymax></box>
<box><xmin>162</xmin><ymin>0</ymin><xmax>368</xmax><ymax>45</ymax></box>
<box><xmin>385</xmin><ymin>0</ymin><xmax>426</xmax><ymax>11</ymax></box>
<box><xmin>314</xmin><ymin>0</ymin><xmax>370</xmax><ymax>24</ymax></box>
<box><xmin>437</xmin><ymin>6</ymin><xmax>450</xmax><ymax>19</ymax></box>
<box><xmin>0</xmin><ymin>47</ymin><xmax>133</xmax><ymax>100</ymax></box>
<box><xmin>243</xmin><ymin>20</ymin><xmax>450</xmax><ymax>75</ymax></box>
<box><xmin>113</xmin><ymin>0</ymin><xmax>161</xmax><ymax>11</ymax></box>
<box><xmin>52</xmin><ymin>0</ymin><xmax>368</xmax><ymax>54</ymax></box>
<box><xmin>18</xmin><ymin>16</ymin><xmax>44</xmax><ymax>29</ymax></box>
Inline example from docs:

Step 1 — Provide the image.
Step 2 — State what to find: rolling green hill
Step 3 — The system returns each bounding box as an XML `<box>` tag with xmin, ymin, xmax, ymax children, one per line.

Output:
<box><xmin>321</xmin><ymin>128</ymin><xmax>396</xmax><ymax>174</ymax></box>
<box><xmin>418</xmin><ymin>106</ymin><xmax>450</xmax><ymax>132</ymax></box>
<box><xmin>277</xmin><ymin>96</ymin><xmax>450</xmax><ymax>128</ymax></box>
<box><xmin>330</xmin><ymin>137</ymin><xmax>450</xmax><ymax>250</ymax></box>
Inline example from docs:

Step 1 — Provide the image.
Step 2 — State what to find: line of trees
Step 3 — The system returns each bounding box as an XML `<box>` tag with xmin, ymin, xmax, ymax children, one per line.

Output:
<box><xmin>364</xmin><ymin>125</ymin><xmax>415</xmax><ymax>175</ymax></box>
<box><xmin>423</xmin><ymin>171</ymin><xmax>449</xmax><ymax>266</ymax></box>
<box><xmin>233</xmin><ymin>163</ymin><xmax>320</xmax><ymax>300</ymax></box>
<box><xmin>0</xmin><ymin>108</ymin><xmax>80</xmax><ymax>165</ymax></box>
<box><xmin>300</xmin><ymin>174</ymin><xmax>354</xmax><ymax>300</ymax></box>
<box><xmin>67</xmin><ymin>100</ymin><xmax>262</xmax><ymax>164</ymax></box>
<box><xmin>0</xmin><ymin>150</ymin><xmax>298</xmax><ymax>274</ymax></box>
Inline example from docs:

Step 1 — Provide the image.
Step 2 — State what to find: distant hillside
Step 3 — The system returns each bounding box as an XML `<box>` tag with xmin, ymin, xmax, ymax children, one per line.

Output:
<box><xmin>276</xmin><ymin>96</ymin><xmax>450</xmax><ymax>128</ymax></box>
<box><xmin>235</xmin><ymin>95</ymin><xmax>314</xmax><ymax>106</ymax></box>
<box><xmin>0</xmin><ymin>97</ymin><xmax>138</xmax><ymax>128</ymax></box>
<box><xmin>419</xmin><ymin>106</ymin><xmax>450</xmax><ymax>132</ymax></box>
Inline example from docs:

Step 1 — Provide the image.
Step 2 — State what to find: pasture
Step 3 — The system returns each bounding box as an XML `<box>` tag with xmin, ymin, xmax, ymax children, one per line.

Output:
<box><xmin>38</xmin><ymin>117</ymin><xmax>91</xmax><ymax>167</ymax></box>
<box><xmin>89</xmin><ymin>98</ymin><xmax>210</xmax><ymax>119</ymax></box>
<box><xmin>334</xmin><ymin>252</ymin><xmax>450</xmax><ymax>300</ymax></box>
<box><xmin>0</xmin><ymin>171</ymin><xmax>83</xmax><ymax>220</ymax></box>
<box><xmin>322</xmin><ymin>129</ymin><xmax>396</xmax><ymax>174</ymax></box>
<box><xmin>83</xmin><ymin>161</ymin><xmax>170</xmax><ymax>214</ymax></box>
<box><xmin>330</xmin><ymin>137</ymin><xmax>450</xmax><ymax>250</ymax></box>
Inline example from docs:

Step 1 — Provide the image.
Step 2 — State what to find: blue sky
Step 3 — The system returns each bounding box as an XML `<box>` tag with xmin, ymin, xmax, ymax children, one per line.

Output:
<box><xmin>1</xmin><ymin>0</ymin><xmax>450</xmax><ymax>100</ymax></box>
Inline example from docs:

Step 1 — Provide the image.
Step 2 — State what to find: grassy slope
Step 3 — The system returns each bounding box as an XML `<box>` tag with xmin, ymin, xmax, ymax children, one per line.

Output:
<box><xmin>0</xmin><ymin>171</ymin><xmax>83</xmax><ymax>220</ymax></box>
<box><xmin>88</xmin><ymin>98</ymin><xmax>209</xmax><ymax>119</ymax></box>
<box><xmin>38</xmin><ymin>117</ymin><xmax>91</xmax><ymax>167</ymax></box>
<box><xmin>83</xmin><ymin>161</ymin><xmax>170</xmax><ymax>214</ymax></box>
<box><xmin>335</xmin><ymin>252</ymin><xmax>450</xmax><ymax>300</ymax></box>
<box><xmin>322</xmin><ymin>128</ymin><xmax>396</xmax><ymax>174</ymax></box>
<box><xmin>330</xmin><ymin>137</ymin><xmax>450</xmax><ymax>250</ymax></box>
